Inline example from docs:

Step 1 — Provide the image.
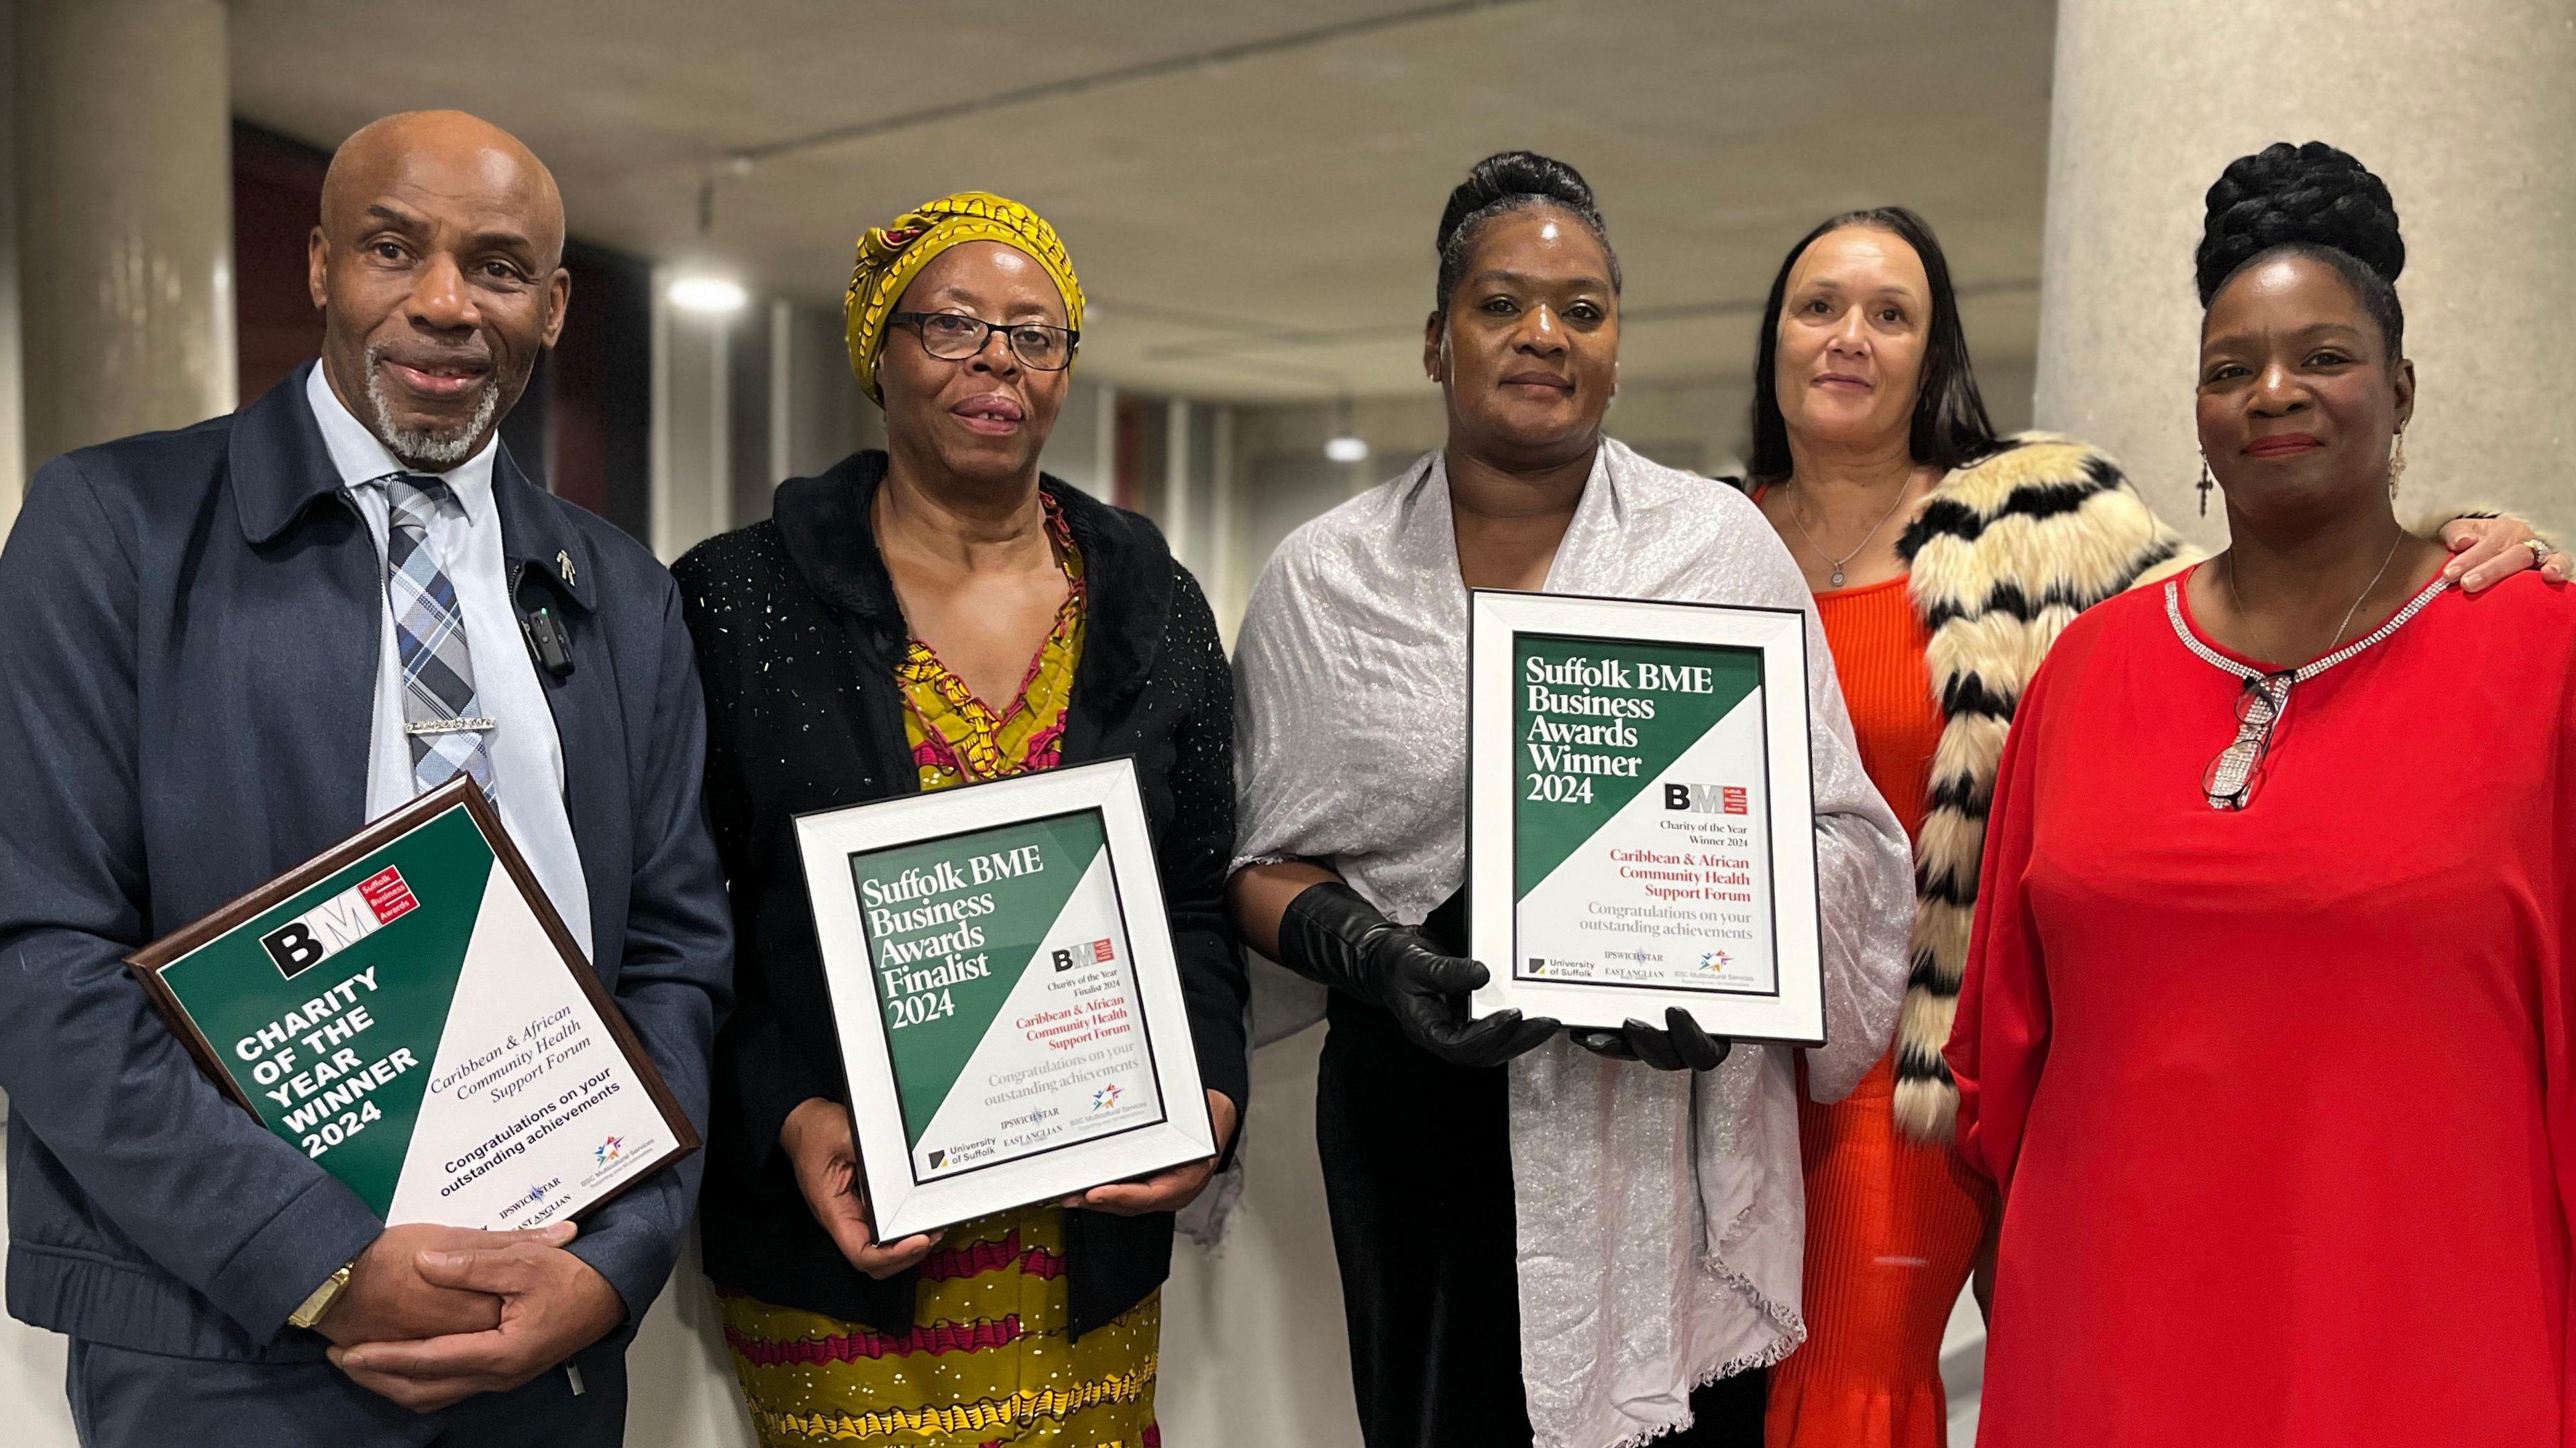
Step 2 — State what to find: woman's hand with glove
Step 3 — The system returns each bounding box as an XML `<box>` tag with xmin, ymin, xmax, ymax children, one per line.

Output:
<box><xmin>1570</xmin><ymin>1007</ymin><xmax>1733</xmax><ymax>1072</ymax></box>
<box><xmin>1277</xmin><ymin>881</ymin><xmax>1559</xmax><ymax>1067</ymax></box>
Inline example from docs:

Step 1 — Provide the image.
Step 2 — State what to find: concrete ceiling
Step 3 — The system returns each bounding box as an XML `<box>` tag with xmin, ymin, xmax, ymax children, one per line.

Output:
<box><xmin>231</xmin><ymin>0</ymin><xmax>2057</xmax><ymax>403</ymax></box>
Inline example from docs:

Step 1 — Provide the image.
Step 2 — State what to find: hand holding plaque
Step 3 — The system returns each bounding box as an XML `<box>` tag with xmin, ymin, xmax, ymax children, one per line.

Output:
<box><xmin>125</xmin><ymin>779</ymin><xmax>699</xmax><ymax>1233</ymax></box>
<box><xmin>1277</xmin><ymin>881</ymin><xmax>1558</xmax><ymax>1067</ymax></box>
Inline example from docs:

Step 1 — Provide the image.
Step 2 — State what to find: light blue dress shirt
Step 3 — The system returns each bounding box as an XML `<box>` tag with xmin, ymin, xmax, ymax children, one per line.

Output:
<box><xmin>305</xmin><ymin>364</ymin><xmax>594</xmax><ymax>960</ymax></box>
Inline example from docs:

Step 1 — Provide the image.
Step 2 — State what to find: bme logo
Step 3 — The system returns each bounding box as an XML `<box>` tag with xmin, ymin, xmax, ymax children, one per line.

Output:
<box><xmin>1662</xmin><ymin>783</ymin><xmax>1750</xmax><ymax>816</ymax></box>
<box><xmin>1053</xmin><ymin>939</ymin><xmax>1119</xmax><ymax>972</ymax></box>
<box><xmin>260</xmin><ymin>867</ymin><xmax>418</xmax><ymax>979</ymax></box>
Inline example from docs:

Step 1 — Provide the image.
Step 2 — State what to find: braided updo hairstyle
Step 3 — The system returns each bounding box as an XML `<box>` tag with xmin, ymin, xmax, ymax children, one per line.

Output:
<box><xmin>1432</xmin><ymin>150</ymin><xmax>1621</xmax><ymax>320</ymax></box>
<box><xmin>2195</xmin><ymin>141</ymin><xmax>2406</xmax><ymax>356</ymax></box>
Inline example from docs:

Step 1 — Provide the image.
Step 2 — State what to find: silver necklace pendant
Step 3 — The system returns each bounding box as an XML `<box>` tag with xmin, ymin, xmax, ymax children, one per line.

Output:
<box><xmin>1829</xmin><ymin>567</ymin><xmax>1845</xmax><ymax>588</ymax></box>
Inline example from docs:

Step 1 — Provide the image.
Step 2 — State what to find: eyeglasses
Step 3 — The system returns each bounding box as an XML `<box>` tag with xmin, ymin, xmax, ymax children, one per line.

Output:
<box><xmin>2202</xmin><ymin>670</ymin><xmax>2294</xmax><ymax>810</ymax></box>
<box><xmin>890</xmin><ymin>311</ymin><xmax>1078</xmax><ymax>372</ymax></box>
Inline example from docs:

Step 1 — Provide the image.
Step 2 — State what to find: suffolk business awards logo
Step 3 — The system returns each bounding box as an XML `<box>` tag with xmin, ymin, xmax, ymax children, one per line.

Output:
<box><xmin>260</xmin><ymin>867</ymin><xmax>420</xmax><ymax>980</ymax></box>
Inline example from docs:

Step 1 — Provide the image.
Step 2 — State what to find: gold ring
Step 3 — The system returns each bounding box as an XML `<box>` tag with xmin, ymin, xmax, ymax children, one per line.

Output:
<box><xmin>2528</xmin><ymin>538</ymin><xmax>2553</xmax><ymax>564</ymax></box>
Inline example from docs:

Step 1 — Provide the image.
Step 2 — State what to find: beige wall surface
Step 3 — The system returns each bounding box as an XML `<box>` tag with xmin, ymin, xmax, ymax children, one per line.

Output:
<box><xmin>2035</xmin><ymin>0</ymin><xmax>2576</xmax><ymax>549</ymax></box>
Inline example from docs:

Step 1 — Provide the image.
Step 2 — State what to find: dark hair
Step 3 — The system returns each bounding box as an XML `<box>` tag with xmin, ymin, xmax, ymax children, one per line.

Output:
<box><xmin>1746</xmin><ymin>207</ymin><xmax>1996</xmax><ymax>484</ymax></box>
<box><xmin>2195</xmin><ymin>141</ymin><xmax>2406</xmax><ymax>357</ymax></box>
<box><xmin>1432</xmin><ymin>150</ymin><xmax>1621</xmax><ymax>317</ymax></box>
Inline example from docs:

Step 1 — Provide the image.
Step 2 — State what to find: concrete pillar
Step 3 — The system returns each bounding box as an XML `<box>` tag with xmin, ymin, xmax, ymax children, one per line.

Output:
<box><xmin>2032</xmin><ymin>0</ymin><xmax>2576</xmax><ymax>550</ymax></box>
<box><xmin>16</xmin><ymin>0</ymin><xmax>235</xmax><ymax>469</ymax></box>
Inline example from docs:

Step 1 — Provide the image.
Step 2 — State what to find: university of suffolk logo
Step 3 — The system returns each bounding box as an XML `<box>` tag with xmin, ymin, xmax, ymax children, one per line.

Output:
<box><xmin>1525</xmin><ymin>958</ymin><xmax>1547</xmax><ymax>977</ymax></box>
<box><xmin>594</xmin><ymin>1135</ymin><xmax>625</xmax><ymax>1168</ymax></box>
<box><xmin>1700</xmin><ymin>949</ymin><xmax>1732</xmax><ymax>973</ymax></box>
<box><xmin>926</xmin><ymin>1148</ymin><xmax>947</xmax><ymax>1169</ymax></box>
<box><xmin>1090</xmin><ymin>1084</ymin><xmax>1122</xmax><ymax>1113</ymax></box>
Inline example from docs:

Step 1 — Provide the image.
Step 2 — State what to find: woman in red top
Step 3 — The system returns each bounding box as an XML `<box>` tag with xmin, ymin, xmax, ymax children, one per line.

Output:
<box><xmin>1745</xmin><ymin>202</ymin><xmax>2563</xmax><ymax>1448</ymax></box>
<box><xmin>1948</xmin><ymin>142</ymin><xmax>2576</xmax><ymax>1445</ymax></box>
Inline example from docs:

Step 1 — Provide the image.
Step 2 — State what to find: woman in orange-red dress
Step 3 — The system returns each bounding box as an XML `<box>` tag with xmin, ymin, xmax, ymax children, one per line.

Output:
<box><xmin>1737</xmin><ymin>204</ymin><xmax>2558</xmax><ymax>1447</ymax></box>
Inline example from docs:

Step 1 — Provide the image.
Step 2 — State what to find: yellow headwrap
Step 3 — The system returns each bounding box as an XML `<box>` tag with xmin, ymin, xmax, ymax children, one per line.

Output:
<box><xmin>843</xmin><ymin>190</ymin><xmax>1085</xmax><ymax>406</ymax></box>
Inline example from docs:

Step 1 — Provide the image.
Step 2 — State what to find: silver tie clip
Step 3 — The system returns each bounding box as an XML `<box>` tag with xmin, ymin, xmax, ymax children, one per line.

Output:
<box><xmin>405</xmin><ymin>716</ymin><xmax>498</xmax><ymax>738</ymax></box>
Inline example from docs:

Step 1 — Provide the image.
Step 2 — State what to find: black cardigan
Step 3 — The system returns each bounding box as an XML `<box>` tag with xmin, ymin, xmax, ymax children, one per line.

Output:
<box><xmin>673</xmin><ymin>450</ymin><xmax>1250</xmax><ymax>1335</ymax></box>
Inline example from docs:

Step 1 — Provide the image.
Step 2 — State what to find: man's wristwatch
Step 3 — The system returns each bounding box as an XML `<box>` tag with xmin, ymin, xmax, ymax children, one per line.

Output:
<box><xmin>288</xmin><ymin>1262</ymin><xmax>354</xmax><ymax>1331</ymax></box>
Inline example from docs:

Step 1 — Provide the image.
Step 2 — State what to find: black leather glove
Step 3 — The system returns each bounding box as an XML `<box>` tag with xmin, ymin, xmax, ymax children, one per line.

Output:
<box><xmin>1570</xmin><ymin>1007</ymin><xmax>1733</xmax><ymax>1072</ymax></box>
<box><xmin>1276</xmin><ymin>881</ymin><xmax>1559</xmax><ymax>1068</ymax></box>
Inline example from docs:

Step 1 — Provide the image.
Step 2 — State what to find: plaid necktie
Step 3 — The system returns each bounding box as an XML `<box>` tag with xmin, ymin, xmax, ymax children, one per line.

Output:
<box><xmin>376</xmin><ymin>473</ymin><xmax>496</xmax><ymax>801</ymax></box>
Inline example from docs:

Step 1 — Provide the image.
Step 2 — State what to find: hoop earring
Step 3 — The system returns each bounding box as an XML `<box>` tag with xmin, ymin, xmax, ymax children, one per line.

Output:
<box><xmin>2198</xmin><ymin>454</ymin><xmax>2216</xmax><ymax>516</ymax></box>
<box><xmin>2388</xmin><ymin>429</ymin><xmax>2407</xmax><ymax>500</ymax></box>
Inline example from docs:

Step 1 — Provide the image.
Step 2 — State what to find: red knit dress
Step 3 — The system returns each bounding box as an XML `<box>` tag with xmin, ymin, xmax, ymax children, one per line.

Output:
<box><xmin>1950</xmin><ymin>570</ymin><xmax>2576</xmax><ymax>1445</ymax></box>
<box><xmin>1765</xmin><ymin>571</ymin><xmax>1992</xmax><ymax>1448</ymax></box>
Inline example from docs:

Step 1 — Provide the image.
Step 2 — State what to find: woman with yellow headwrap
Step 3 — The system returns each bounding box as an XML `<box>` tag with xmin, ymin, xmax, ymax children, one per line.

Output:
<box><xmin>676</xmin><ymin>192</ymin><xmax>1249</xmax><ymax>1448</ymax></box>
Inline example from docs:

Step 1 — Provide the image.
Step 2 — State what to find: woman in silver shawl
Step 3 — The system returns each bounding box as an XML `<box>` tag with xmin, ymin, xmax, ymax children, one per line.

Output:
<box><xmin>1227</xmin><ymin>152</ymin><xmax>1913</xmax><ymax>1448</ymax></box>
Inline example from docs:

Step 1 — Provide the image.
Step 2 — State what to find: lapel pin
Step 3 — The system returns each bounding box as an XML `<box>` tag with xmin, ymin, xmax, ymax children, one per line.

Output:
<box><xmin>557</xmin><ymin>550</ymin><xmax>577</xmax><ymax>588</ymax></box>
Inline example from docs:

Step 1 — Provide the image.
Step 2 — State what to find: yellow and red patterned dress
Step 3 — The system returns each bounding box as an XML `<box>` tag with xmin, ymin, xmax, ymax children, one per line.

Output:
<box><xmin>718</xmin><ymin>498</ymin><xmax>1162</xmax><ymax>1447</ymax></box>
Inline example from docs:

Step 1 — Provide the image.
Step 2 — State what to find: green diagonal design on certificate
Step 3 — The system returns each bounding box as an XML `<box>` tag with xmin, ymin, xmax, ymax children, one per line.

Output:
<box><xmin>850</xmin><ymin>812</ymin><xmax>1108</xmax><ymax>1146</ymax></box>
<box><xmin>154</xmin><ymin>806</ymin><xmax>488</xmax><ymax>1215</ymax></box>
<box><xmin>1515</xmin><ymin>635</ymin><xmax>1763</xmax><ymax>897</ymax></box>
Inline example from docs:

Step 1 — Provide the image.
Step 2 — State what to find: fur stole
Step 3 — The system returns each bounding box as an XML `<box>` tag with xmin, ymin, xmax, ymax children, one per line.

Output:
<box><xmin>1888</xmin><ymin>433</ymin><xmax>2195</xmax><ymax>1140</ymax></box>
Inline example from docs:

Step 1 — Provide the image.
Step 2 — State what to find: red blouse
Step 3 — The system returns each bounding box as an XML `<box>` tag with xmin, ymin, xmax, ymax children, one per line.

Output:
<box><xmin>1949</xmin><ymin>567</ymin><xmax>2576</xmax><ymax>1445</ymax></box>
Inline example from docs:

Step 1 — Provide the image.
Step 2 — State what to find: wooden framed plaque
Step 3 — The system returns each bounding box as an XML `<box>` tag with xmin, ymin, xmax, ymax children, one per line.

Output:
<box><xmin>1466</xmin><ymin>589</ymin><xmax>1828</xmax><ymax>1044</ymax></box>
<box><xmin>126</xmin><ymin>777</ymin><xmax>699</xmax><ymax>1229</ymax></box>
<box><xmin>794</xmin><ymin>758</ymin><xmax>1216</xmax><ymax>1241</ymax></box>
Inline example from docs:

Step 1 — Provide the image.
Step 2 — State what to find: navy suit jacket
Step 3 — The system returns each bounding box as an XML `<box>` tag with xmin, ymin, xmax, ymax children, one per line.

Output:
<box><xmin>0</xmin><ymin>364</ymin><xmax>731</xmax><ymax>1360</ymax></box>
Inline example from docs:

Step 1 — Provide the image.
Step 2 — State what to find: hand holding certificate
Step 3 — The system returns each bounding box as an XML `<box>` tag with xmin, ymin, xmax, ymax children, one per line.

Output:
<box><xmin>794</xmin><ymin>759</ymin><xmax>1218</xmax><ymax>1241</ymax></box>
<box><xmin>1468</xmin><ymin>590</ymin><xmax>1829</xmax><ymax>1045</ymax></box>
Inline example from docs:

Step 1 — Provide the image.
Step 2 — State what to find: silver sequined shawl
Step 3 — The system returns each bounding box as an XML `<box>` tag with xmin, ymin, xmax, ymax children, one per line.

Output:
<box><xmin>1231</xmin><ymin>441</ymin><xmax>1911</xmax><ymax>1448</ymax></box>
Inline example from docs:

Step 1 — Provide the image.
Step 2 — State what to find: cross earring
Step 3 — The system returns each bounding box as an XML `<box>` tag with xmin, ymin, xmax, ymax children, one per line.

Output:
<box><xmin>2198</xmin><ymin>454</ymin><xmax>2215</xmax><ymax>516</ymax></box>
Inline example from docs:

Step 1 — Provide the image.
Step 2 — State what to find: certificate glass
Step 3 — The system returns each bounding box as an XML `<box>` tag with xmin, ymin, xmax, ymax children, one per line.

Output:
<box><xmin>796</xmin><ymin>758</ymin><xmax>1216</xmax><ymax>1239</ymax></box>
<box><xmin>127</xmin><ymin>778</ymin><xmax>699</xmax><ymax>1229</ymax></box>
<box><xmin>1467</xmin><ymin>590</ymin><xmax>1827</xmax><ymax>1044</ymax></box>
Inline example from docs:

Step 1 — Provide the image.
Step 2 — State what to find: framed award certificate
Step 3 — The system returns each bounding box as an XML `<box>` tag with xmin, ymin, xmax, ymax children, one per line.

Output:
<box><xmin>126</xmin><ymin>777</ymin><xmax>700</xmax><ymax>1229</ymax></box>
<box><xmin>1466</xmin><ymin>590</ymin><xmax>1827</xmax><ymax>1044</ymax></box>
<box><xmin>794</xmin><ymin>758</ymin><xmax>1216</xmax><ymax>1240</ymax></box>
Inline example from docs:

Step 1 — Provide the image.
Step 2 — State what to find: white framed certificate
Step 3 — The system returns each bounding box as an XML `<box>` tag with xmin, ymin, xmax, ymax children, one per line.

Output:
<box><xmin>1466</xmin><ymin>590</ymin><xmax>1827</xmax><ymax>1044</ymax></box>
<box><xmin>794</xmin><ymin>758</ymin><xmax>1216</xmax><ymax>1239</ymax></box>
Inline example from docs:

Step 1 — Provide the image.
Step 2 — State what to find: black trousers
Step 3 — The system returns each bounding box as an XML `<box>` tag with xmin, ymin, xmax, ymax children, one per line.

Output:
<box><xmin>1315</xmin><ymin>990</ymin><xmax>1767</xmax><ymax>1447</ymax></box>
